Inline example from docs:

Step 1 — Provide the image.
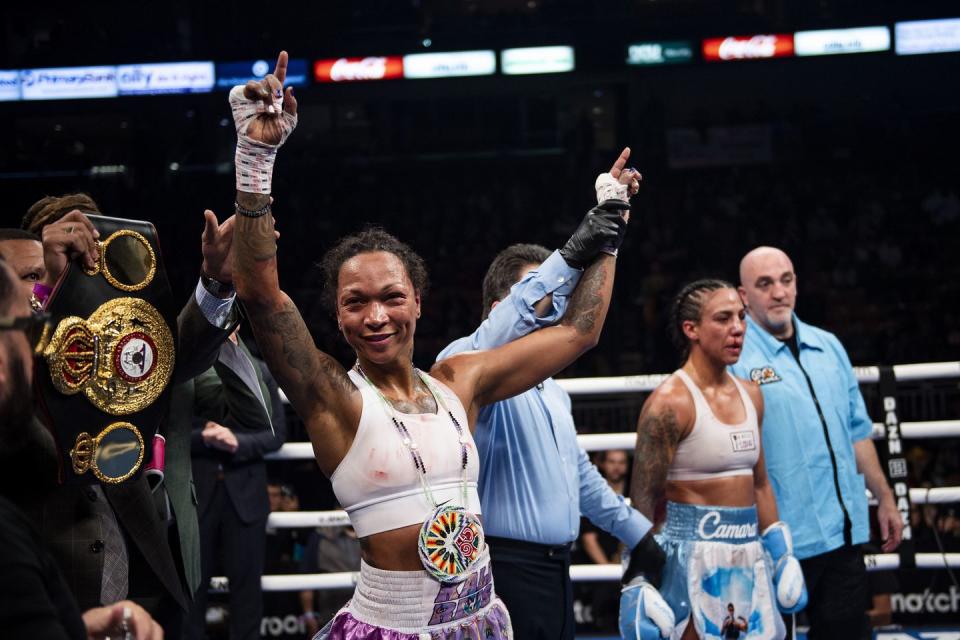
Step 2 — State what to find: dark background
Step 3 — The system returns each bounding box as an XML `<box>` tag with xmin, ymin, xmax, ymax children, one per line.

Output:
<box><xmin>3</xmin><ymin>1</ymin><xmax>958</xmax><ymax>376</ymax></box>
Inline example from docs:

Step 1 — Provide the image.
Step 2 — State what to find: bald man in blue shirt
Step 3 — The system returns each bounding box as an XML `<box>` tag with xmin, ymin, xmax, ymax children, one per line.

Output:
<box><xmin>730</xmin><ymin>246</ymin><xmax>902</xmax><ymax>639</ymax></box>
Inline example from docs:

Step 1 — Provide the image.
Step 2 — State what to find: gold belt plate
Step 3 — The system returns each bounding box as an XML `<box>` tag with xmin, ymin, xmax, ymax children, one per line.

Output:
<box><xmin>44</xmin><ymin>297</ymin><xmax>175</xmax><ymax>415</ymax></box>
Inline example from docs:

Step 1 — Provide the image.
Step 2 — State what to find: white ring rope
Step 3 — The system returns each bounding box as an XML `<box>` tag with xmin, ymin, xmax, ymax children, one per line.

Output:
<box><xmin>266</xmin><ymin>420</ymin><xmax>960</xmax><ymax>461</ymax></box>
<box><xmin>265</xmin><ymin>486</ymin><xmax>960</xmax><ymax>532</ymax></box>
<box><xmin>275</xmin><ymin>360</ymin><xmax>960</xmax><ymax>403</ymax></box>
<box><xmin>254</xmin><ymin>360</ymin><xmax>960</xmax><ymax>592</ymax></box>
<box><xmin>227</xmin><ymin>553</ymin><xmax>960</xmax><ymax>592</ymax></box>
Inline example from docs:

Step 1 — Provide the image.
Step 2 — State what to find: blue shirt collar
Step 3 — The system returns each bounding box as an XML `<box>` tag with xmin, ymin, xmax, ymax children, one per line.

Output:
<box><xmin>745</xmin><ymin>313</ymin><xmax>824</xmax><ymax>353</ymax></box>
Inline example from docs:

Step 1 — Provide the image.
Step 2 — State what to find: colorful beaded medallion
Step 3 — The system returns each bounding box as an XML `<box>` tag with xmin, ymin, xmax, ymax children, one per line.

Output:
<box><xmin>418</xmin><ymin>504</ymin><xmax>485</xmax><ymax>583</ymax></box>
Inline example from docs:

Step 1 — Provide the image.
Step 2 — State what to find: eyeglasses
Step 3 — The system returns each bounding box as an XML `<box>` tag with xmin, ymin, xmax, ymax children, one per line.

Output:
<box><xmin>0</xmin><ymin>312</ymin><xmax>52</xmax><ymax>353</ymax></box>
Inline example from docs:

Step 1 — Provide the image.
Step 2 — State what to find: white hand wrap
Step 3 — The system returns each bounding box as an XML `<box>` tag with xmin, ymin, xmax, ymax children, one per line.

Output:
<box><xmin>595</xmin><ymin>172</ymin><xmax>630</xmax><ymax>204</ymax></box>
<box><xmin>230</xmin><ymin>84</ymin><xmax>298</xmax><ymax>194</ymax></box>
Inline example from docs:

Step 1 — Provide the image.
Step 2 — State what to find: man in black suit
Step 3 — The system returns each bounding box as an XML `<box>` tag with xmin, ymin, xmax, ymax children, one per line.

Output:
<box><xmin>189</xmin><ymin>329</ymin><xmax>287</xmax><ymax>640</ymax></box>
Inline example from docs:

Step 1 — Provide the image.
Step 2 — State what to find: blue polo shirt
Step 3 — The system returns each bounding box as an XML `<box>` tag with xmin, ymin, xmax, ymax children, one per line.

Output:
<box><xmin>438</xmin><ymin>251</ymin><xmax>650</xmax><ymax>548</ymax></box>
<box><xmin>730</xmin><ymin>314</ymin><xmax>872</xmax><ymax>560</ymax></box>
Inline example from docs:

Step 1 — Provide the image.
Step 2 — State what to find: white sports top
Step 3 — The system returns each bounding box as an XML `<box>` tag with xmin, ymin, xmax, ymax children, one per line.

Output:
<box><xmin>667</xmin><ymin>369</ymin><xmax>760</xmax><ymax>482</ymax></box>
<box><xmin>330</xmin><ymin>369</ymin><xmax>482</xmax><ymax>538</ymax></box>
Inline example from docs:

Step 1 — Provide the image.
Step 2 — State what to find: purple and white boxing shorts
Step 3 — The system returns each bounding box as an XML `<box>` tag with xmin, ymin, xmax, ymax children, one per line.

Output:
<box><xmin>316</xmin><ymin>548</ymin><xmax>512</xmax><ymax>639</ymax></box>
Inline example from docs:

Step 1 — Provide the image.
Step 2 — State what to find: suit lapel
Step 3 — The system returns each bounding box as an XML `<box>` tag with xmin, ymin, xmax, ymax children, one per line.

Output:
<box><xmin>217</xmin><ymin>338</ymin><xmax>273</xmax><ymax>434</ymax></box>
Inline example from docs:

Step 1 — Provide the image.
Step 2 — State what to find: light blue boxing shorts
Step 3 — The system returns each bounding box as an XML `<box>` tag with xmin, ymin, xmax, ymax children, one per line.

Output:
<box><xmin>656</xmin><ymin>502</ymin><xmax>785</xmax><ymax>640</ymax></box>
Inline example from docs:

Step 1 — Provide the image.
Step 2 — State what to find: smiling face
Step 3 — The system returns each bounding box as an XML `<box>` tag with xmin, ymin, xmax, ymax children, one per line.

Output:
<box><xmin>336</xmin><ymin>251</ymin><xmax>421</xmax><ymax>366</ymax></box>
<box><xmin>738</xmin><ymin>247</ymin><xmax>797</xmax><ymax>339</ymax></box>
<box><xmin>683</xmin><ymin>288</ymin><xmax>746</xmax><ymax>365</ymax></box>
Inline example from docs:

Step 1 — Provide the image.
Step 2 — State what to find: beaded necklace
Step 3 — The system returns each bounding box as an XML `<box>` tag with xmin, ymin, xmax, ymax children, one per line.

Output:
<box><xmin>354</xmin><ymin>363</ymin><xmax>484</xmax><ymax>583</ymax></box>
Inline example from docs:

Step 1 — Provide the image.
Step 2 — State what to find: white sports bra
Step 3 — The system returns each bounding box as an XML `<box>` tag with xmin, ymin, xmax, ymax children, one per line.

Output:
<box><xmin>667</xmin><ymin>369</ymin><xmax>760</xmax><ymax>482</ymax></box>
<box><xmin>330</xmin><ymin>369</ymin><xmax>482</xmax><ymax>538</ymax></box>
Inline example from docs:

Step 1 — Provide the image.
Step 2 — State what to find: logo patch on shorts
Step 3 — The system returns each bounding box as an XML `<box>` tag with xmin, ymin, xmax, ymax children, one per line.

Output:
<box><xmin>730</xmin><ymin>431</ymin><xmax>756</xmax><ymax>453</ymax></box>
<box><xmin>749</xmin><ymin>366</ymin><xmax>781</xmax><ymax>385</ymax></box>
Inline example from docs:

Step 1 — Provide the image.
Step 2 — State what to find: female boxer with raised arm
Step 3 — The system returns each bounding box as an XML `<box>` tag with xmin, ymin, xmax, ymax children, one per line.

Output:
<box><xmin>226</xmin><ymin>52</ymin><xmax>636</xmax><ymax>639</ymax></box>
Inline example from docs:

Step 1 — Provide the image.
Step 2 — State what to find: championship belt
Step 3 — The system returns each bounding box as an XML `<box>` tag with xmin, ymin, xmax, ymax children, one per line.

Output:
<box><xmin>35</xmin><ymin>215</ymin><xmax>177</xmax><ymax>485</ymax></box>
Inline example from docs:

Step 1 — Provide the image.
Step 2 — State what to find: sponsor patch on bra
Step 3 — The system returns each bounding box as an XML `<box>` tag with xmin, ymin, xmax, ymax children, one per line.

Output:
<box><xmin>730</xmin><ymin>431</ymin><xmax>757</xmax><ymax>453</ymax></box>
<box><xmin>749</xmin><ymin>366</ymin><xmax>781</xmax><ymax>385</ymax></box>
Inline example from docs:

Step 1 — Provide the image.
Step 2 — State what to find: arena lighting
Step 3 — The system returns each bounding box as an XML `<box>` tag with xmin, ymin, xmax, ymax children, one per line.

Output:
<box><xmin>702</xmin><ymin>34</ymin><xmax>794</xmax><ymax>61</ymax></box>
<box><xmin>626</xmin><ymin>41</ymin><xmax>694</xmax><ymax>65</ymax></box>
<box><xmin>314</xmin><ymin>56</ymin><xmax>404</xmax><ymax>83</ymax></box>
<box><xmin>116</xmin><ymin>61</ymin><xmax>215</xmax><ymax>95</ymax></box>
<box><xmin>794</xmin><ymin>26</ymin><xmax>891</xmax><ymax>56</ymax></box>
<box><xmin>19</xmin><ymin>66</ymin><xmax>118</xmax><ymax>101</ymax></box>
<box><xmin>0</xmin><ymin>70</ymin><xmax>19</xmax><ymax>101</ymax></box>
<box><xmin>402</xmin><ymin>50</ymin><xmax>496</xmax><ymax>79</ymax></box>
<box><xmin>89</xmin><ymin>164</ymin><xmax>127</xmax><ymax>176</ymax></box>
<box><xmin>216</xmin><ymin>58</ymin><xmax>309</xmax><ymax>88</ymax></box>
<box><xmin>895</xmin><ymin>17</ymin><xmax>960</xmax><ymax>55</ymax></box>
<box><xmin>500</xmin><ymin>46</ymin><xmax>575</xmax><ymax>75</ymax></box>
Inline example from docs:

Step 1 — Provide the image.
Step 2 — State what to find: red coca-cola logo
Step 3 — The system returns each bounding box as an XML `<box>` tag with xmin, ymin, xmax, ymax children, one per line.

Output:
<box><xmin>314</xmin><ymin>56</ymin><xmax>404</xmax><ymax>82</ymax></box>
<box><xmin>703</xmin><ymin>34</ymin><xmax>795</xmax><ymax>61</ymax></box>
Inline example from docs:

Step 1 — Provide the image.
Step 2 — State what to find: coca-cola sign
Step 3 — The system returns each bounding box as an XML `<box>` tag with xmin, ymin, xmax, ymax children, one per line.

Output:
<box><xmin>314</xmin><ymin>56</ymin><xmax>404</xmax><ymax>82</ymax></box>
<box><xmin>702</xmin><ymin>34</ymin><xmax>794</xmax><ymax>61</ymax></box>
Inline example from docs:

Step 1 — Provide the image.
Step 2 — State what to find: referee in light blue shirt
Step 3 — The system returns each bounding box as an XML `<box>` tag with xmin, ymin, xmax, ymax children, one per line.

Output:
<box><xmin>729</xmin><ymin>246</ymin><xmax>902</xmax><ymax>639</ymax></box>
<box><xmin>438</xmin><ymin>243</ymin><xmax>651</xmax><ymax>639</ymax></box>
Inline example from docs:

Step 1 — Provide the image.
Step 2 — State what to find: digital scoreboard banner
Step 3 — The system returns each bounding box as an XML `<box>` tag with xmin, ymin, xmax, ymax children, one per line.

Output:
<box><xmin>794</xmin><ymin>26</ymin><xmax>891</xmax><ymax>56</ymax></box>
<box><xmin>703</xmin><ymin>34</ymin><xmax>794</xmax><ymax>61</ymax></box>
<box><xmin>0</xmin><ymin>71</ymin><xmax>20</xmax><ymax>101</ymax></box>
<box><xmin>20</xmin><ymin>66</ymin><xmax>118</xmax><ymax>101</ymax></box>
<box><xmin>217</xmin><ymin>59</ymin><xmax>309</xmax><ymax>88</ymax></box>
<box><xmin>626</xmin><ymin>41</ymin><xmax>694</xmax><ymax>65</ymax></box>
<box><xmin>896</xmin><ymin>17</ymin><xmax>960</xmax><ymax>55</ymax></box>
<box><xmin>313</xmin><ymin>56</ymin><xmax>404</xmax><ymax>82</ymax></box>
<box><xmin>116</xmin><ymin>61</ymin><xmax>215</xmax><ymax>95</ymax></box>
<box><xmin>402</xmin><ymin>50</ymin><xmax>496</xmax><ymax>79</ymax></box>
<box><xmin>500</xmin><ymin>46</ymin><xmax>574</xmax><ymax>75</ymax></box>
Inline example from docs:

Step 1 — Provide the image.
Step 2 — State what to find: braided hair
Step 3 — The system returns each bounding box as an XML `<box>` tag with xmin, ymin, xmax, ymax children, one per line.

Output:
<box><xmin>669</xmin><ymin>278</ymin><xmax>736</xmax><ymax>361</ymax></box>
<box><xmin>22</xmin><ymin>193</ymin><xmax>101</xmax><ymax>234</ymax></box>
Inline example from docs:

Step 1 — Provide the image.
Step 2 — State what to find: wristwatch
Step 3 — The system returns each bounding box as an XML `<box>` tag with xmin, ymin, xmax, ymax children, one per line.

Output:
<box><xmin>201</xmin><ymin>274</ymin><xmax>235</xmax><ymax>298</ymax></box>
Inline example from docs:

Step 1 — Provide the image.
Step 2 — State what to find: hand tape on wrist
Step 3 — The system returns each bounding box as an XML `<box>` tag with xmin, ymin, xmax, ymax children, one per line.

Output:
<box><xmin>595</xmin><ymin>172</ymin><xmax>630</xmax><ymax>205</ymax></box>
<box><xmin>229</xmin><ymin>85</ymin><xmax>298</xmax><ymax>194</ymax></box>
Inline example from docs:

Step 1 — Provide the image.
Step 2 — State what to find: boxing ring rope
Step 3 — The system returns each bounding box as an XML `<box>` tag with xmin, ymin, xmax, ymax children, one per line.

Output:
<box><xmin>247</xmin><ymin>361</ymin><xmax>960</xmax><ymax>591</ymax></box>
<box><xmin>253</xmin><ymin>554</ymin><xmax>960</xmax><ymax>592</ymax></box>
<box><xmin>262</xmin><ymin>485</ymin><xmax>960</xmax><ymax>534</ymax></box>
<box><xmin>265</xmin><ymin>421</ymin><xmax>960</xmax><ymax>462</ymax></box>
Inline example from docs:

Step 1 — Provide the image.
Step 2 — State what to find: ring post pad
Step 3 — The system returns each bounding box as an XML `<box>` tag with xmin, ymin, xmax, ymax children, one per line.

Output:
<box><xmin>35</xmin><ymin>215</ymin><xmax>177</xmax><ymax>486</ymax></box>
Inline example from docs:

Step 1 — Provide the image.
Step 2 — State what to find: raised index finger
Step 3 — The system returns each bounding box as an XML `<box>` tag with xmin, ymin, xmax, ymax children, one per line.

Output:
<box><xmin>273</xmin><ymin>50</ymin><xmax>289</xmax><ymax>85</ymax></box>
<box><xmin>609</xmin><ymin>147</ymin><xmax>631</xmax><ymax>179</ymax></box>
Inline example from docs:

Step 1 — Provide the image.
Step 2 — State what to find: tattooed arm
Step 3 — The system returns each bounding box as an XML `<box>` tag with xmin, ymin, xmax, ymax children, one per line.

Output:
<box><xmin>629</xmin><ymin>380</ymin><xmax>692</xmax><ymax>522</ymax></box>
<box><xmin>432</xmin><ymin>253</ymin><xmax>617</xmax><ymax>419</ymax></box>
<box><xmin>233</xmin><ymin>204</ymin><xmax>360</xmax><ymax>476</ymax></box>
<box><xmin>230</xmin><ymin>53</ymin><xmax>359</xmax><ymax>476</ymax></box>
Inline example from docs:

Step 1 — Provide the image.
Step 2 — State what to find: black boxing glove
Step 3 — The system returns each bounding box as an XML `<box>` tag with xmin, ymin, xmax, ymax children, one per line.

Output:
<box><xmin>622</xmin><ymin>530</ymin><xmax>667</xmax><ymax>588</ymax></box>
<box><xmin>559</xmin><ymin>199</ymin><xmax>630</xmax><ymax>269</ymax></box>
